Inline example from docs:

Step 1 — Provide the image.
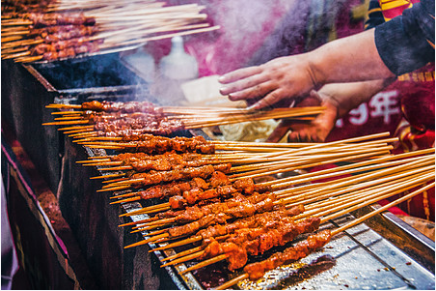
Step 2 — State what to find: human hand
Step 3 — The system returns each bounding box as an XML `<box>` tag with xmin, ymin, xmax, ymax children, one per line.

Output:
<box><xmin>219</xmin><ymin>55</ymin><xmax>318</xmax><ymax>110</ymax></box>
<box><xmin>266</xmin><ymin>91</ymin><xmax>338</xmax><ymax>143</ymax></box>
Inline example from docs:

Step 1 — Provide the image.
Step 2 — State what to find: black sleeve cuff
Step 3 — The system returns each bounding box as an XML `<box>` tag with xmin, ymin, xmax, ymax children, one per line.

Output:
<box><xmin>374</xmin><ymin>2</ymin><xmax>435</xmax><ymax>75</ymax></box>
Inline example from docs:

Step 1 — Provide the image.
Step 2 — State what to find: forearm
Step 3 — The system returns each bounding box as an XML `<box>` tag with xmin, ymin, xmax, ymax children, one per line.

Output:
<box><xmin>307</xmin><ymin>29</ymin><xmax>395</xmax><ymax>86</ymax></box>
<box><xmin>318</xmin><ymin>78</ymin><xmax>395</xmax><ymax>118</ymax></box>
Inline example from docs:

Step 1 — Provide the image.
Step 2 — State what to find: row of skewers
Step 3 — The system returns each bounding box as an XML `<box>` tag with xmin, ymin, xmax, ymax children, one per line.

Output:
<box><xmin>2</xmin><ymin>0</ymin><xmax>219</xmax><ymax>62</ymax></box>
<box><xmin>44</xmin><ymin>100</ymin><xmax>435</xmax><ymax>289</ymax></box>
<box><xmin>43</xmin><ymin>100</ymin><xmax>325</xmax><ymax>138</ymax></box>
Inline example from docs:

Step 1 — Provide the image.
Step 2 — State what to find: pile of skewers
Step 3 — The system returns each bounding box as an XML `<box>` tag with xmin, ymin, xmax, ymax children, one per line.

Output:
<box><xmin>44</xmin><ymin>100</ymin><xmax>435</xmax><ymax>289</ymax></box>
<box><xmin>43</xmin><ymin>100</ymin><xmax>325</xmax><ymax>138</ymax></box>
<box><xmin>2</xmin><ymin>0</ymin><xmax>219</xmax><ymax>63</ymax></box>
<box><xmin>84</xmin><ymin>133</ymin><xmax>435</xmax><ymax>289</ymax></box>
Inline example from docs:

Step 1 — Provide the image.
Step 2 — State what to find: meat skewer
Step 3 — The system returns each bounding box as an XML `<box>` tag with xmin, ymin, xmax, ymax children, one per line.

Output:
<box><xmin>163</xmin><ymin>217</ymin><xmax>321</xmax><ymax>272</ymax></box>
<box><xmin>84</xmin><ymin>135</ymin><xmax>215</xmax><ymax>155</ymax></box>
<box><xmin>81</xmin><ymin>151</ymin><xmax>222</xmax><ymax>172</ymax></box>
<box><xmin>152</xmin><ymin>205</ymin><xmax>305</xmax><ymax>253</ymax></box>
<box><xmin>124</xmin><ymin>192</ymin><xmax>283</xmax><ymax>248</ymax></box>
<box><xmin>114</xmin><ymin>171</ymin><xmax>232</xmax><ymax>206</ymax></box>
<box><xmin>98</xmin><ymin>163</ymin><xmax>232</xmax><ymax>192</ymax></box>
<box><xmin>107</xmin><ymin>149</ymin><xmax>433</xmax><ymax>209</ymax></box>
<box><xmin>215</xmin><ymin>182</ymin><xmax>435</xmax><ymax>289</ymax></box>
<box><xmin>45</xmin><ymin>110</ymin><xmax>323</xmax><ymax>138</ymax></box>
<box><xmin>143</xmin><ymin>169</ymin><xmax>432</xmax><ymax>265</ymax></box>
<box><xmin>112</xmin><ymin>174</ymin><xmax>269</xmax><ymax>210</ymax></box>
<box><xmin>2</xmin><ymin>12</ymin><xmax>96</xmax><ymax>28</ymax></box>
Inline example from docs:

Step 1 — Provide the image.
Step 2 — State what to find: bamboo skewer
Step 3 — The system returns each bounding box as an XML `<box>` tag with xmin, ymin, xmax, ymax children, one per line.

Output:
<box><xmin>140</xmin><ymin>169</ymin><xmax>433</xmax><ymax>253</ymax></box>
<box><xmin>111</xmin><ymin>149</ymin><xmax>432</xmax><ymax>218</ymax></box>
<box><xmin>100</xmin><ymin>147</ymin><xmax>392</xmax><ymax>191</ymax></box>
<box><xmin>163</xmin><ymin>180</ymin><xmax>435</xmax><ymax>277</ymax></box>
<box><xmin>113</xmin><ymin>155</ymin><xmax>428</xmax><ymax>218</ymax></box>
<box><xmin>266</xmin><ymin>148</ymin><xmax>435</xmax><ymax>188</ymax></box>
<box><xmin>2</xmin><ymin>2</ymin><xmax>218</xmax><ymax>63</ymax></box>
<box><xmin>126</xmin><ymin>167</ymin><xmax>433</xmax><ymax>248</ymax></box>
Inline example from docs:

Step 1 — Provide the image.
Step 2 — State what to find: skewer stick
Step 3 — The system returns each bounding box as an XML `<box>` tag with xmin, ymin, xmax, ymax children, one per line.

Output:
<box><xmin>14</xmin><ymin>55</ymin><xmax>43</xmax><ymax>63</ymax></box>
<box><xmin>46</xmin><ymin>104</ymin><xmax>82</xmax><ymax>109</ymax></box>
<box><xmin>77</xmin><ymin>158</ymin><xmax>111</xmax><ymax>164</ymax></box>
<box><xmin>281</xmin><ymin>157</ymin><xmax>434</xmax><ymax>205</ymax></box>
<box><xmin>124</xmin><ymin>233</ymin><xmax>170</xmax><ymax>249</ymax></box>
<box><xmin>100</xmin><ymin>166</ymin><xmax>133</xmax><ymax>171</ymax></box>
<box><xmin>229</xmin><ymin>148</ymin><xmax>391</xmax><ymax>181</ymax></box>
<box><xmin>58</xmin><ymin>125</ymin><xmax>94</xmax><ymax>131</ymax></box>
<box><xmin>160</xmin><ymin>246</ymin><xmax>204</xmax><ymax>262</ymax></box>
<box><xmin>51</xmin><ymin>111</ymin><xmax>84</xmax><ymax>115</ymax></box>
<box><xmin>2</xmin><ymin>50</ymin><xmax>30</xmax><ymax>59</ymax></box>
<box><xmin>131</xmin><ymin>222</ymin><xmax>174</xmax><ymax>233</ymax></box>
<box><xmin>116</xmin><ymin>153</ymin><xmax>425</xmax><ymax>217</ymax></box>
<box><xmin>330</xmin><ymin>181</ymin><xmax>435</xmax><ymax>235</ymax></box>
<box><xmin>281</xmin><ymin>163</ymin><xmax>434</xmax><ymax>209</ymax></box>
<box><xmin>110</xmin><ymin>192</ymin><xmax>139</xmax><ymax>199</ymax></box>
<box><xmin>119</xmin><ymin>216</ymin><xmax>159</xmax><ymax>228</ymax></box>
<box><xmin>152</xmin><ymin>236</ymin><xmax>203</xmax><ymax>253</ymax></box>
<box><xmin>101</xmin><ymin>177</ymin><xmax>129</xmax><ymax>183</ymax></box>
<box><xmin>81</xmin><ymin>161</ymin><xmax>123</xmax><ymax>167</ymax></box>
<box><xmin>120</xmin><ymin>202</ymin><xmax>170</xmax><ymax>215</ymax></box>
<box><xmin>266</xmin><ymin>148</ymin><xmax>435</xmax><ymax>188</ymax></box>
<box><xmin>318</xmin><ymin>173</ymin><xmax>434</xmax><ymax>224</ymax></box>
<box><xmin>1</xmin><ymin>35</ymin><xmax>24</xmax><ymax>43</ymax></box>
<box><xmin>160</xmin><ymin>250</ymin><xmax>205</xmax><ymax>268</ymax></box>
<box><xmin>302</xmin><ymin>173</ymin><xmax>421</xmax><ymax>212</ymax></box>
<box><xmin>109</xmin><ymin>195</ymin><xmax>141</xmax><ymax>203</ymax></box>
<box><xmin>99</xmin><ymin>25</ymin><xmax>221</xmax><ymax>49</ymax></box>
<box><xmin>275</xmin><ymin>155</ymin><xmax>432</xmax><ymax>196</ymax></box>
<box><xmin>54</xmin><ymin>116</ymin><xmax>83</xmax><ymax>121</ymax></box>
<box><xmin>43</xmin><ymin>120</ymin><xmax>90</xmax><ymax>126</ymax></box>
<box><xmin>298</xmin><ymin>172</ymin><xmax>433</xmax><ymax>222</ymax></box>
<box><xmin>1</xmin><ymin>46</ymin><xmax>29</xmax><ymax>55</ymax></box>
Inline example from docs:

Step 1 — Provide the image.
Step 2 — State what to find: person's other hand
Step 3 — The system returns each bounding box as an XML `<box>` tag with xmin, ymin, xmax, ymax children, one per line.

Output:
<box><xmin>266</xmin><ymin>91</ymin><xmax>338</xmax><ymax>143</ymax></box>
<box><xmin>219</xmin><ymin>55</ymin><xmax>317</xmax><ymax>110</ymax></box>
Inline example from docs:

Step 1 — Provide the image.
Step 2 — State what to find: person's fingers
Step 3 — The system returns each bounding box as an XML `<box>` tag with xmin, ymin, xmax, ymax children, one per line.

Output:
<box><xmin>288</xmin><ymin>131</ymin><xmax>301</xmax><ymax>142</ymax></box>
<box><xmin>247</xmin><ymin>88</ymin><xmax>286</xmax><ymax>110</ymax></box>
<box><xmin>219</xmin><ymin>73</ymin><xmax>270</xmax><ymax>95</ymax></box>
<box><xmin>266</xmin><ymin>120</ymin><xmax>293</xmax><ymax>143</ymax></box>
<box><xmin>218</xmin><ymin>66</ymin><xmax>262</xmax><ymax>84</ymax></box>
<box><xmin>297</xmin><ymin>130</ymin><xmax>309</xmax><ymax>142</ymax></box>
<box><xmin>228</xmin><ymin>82</ymin><xmax>275</xmax><ymax>102</ymax></box>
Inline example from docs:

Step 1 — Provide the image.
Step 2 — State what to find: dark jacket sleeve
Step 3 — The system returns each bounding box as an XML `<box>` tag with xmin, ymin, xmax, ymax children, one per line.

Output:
<box><xmin>374</xmin><ymin>0</ymin><xmax>435</xmax><ymax>75</ymax></box>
